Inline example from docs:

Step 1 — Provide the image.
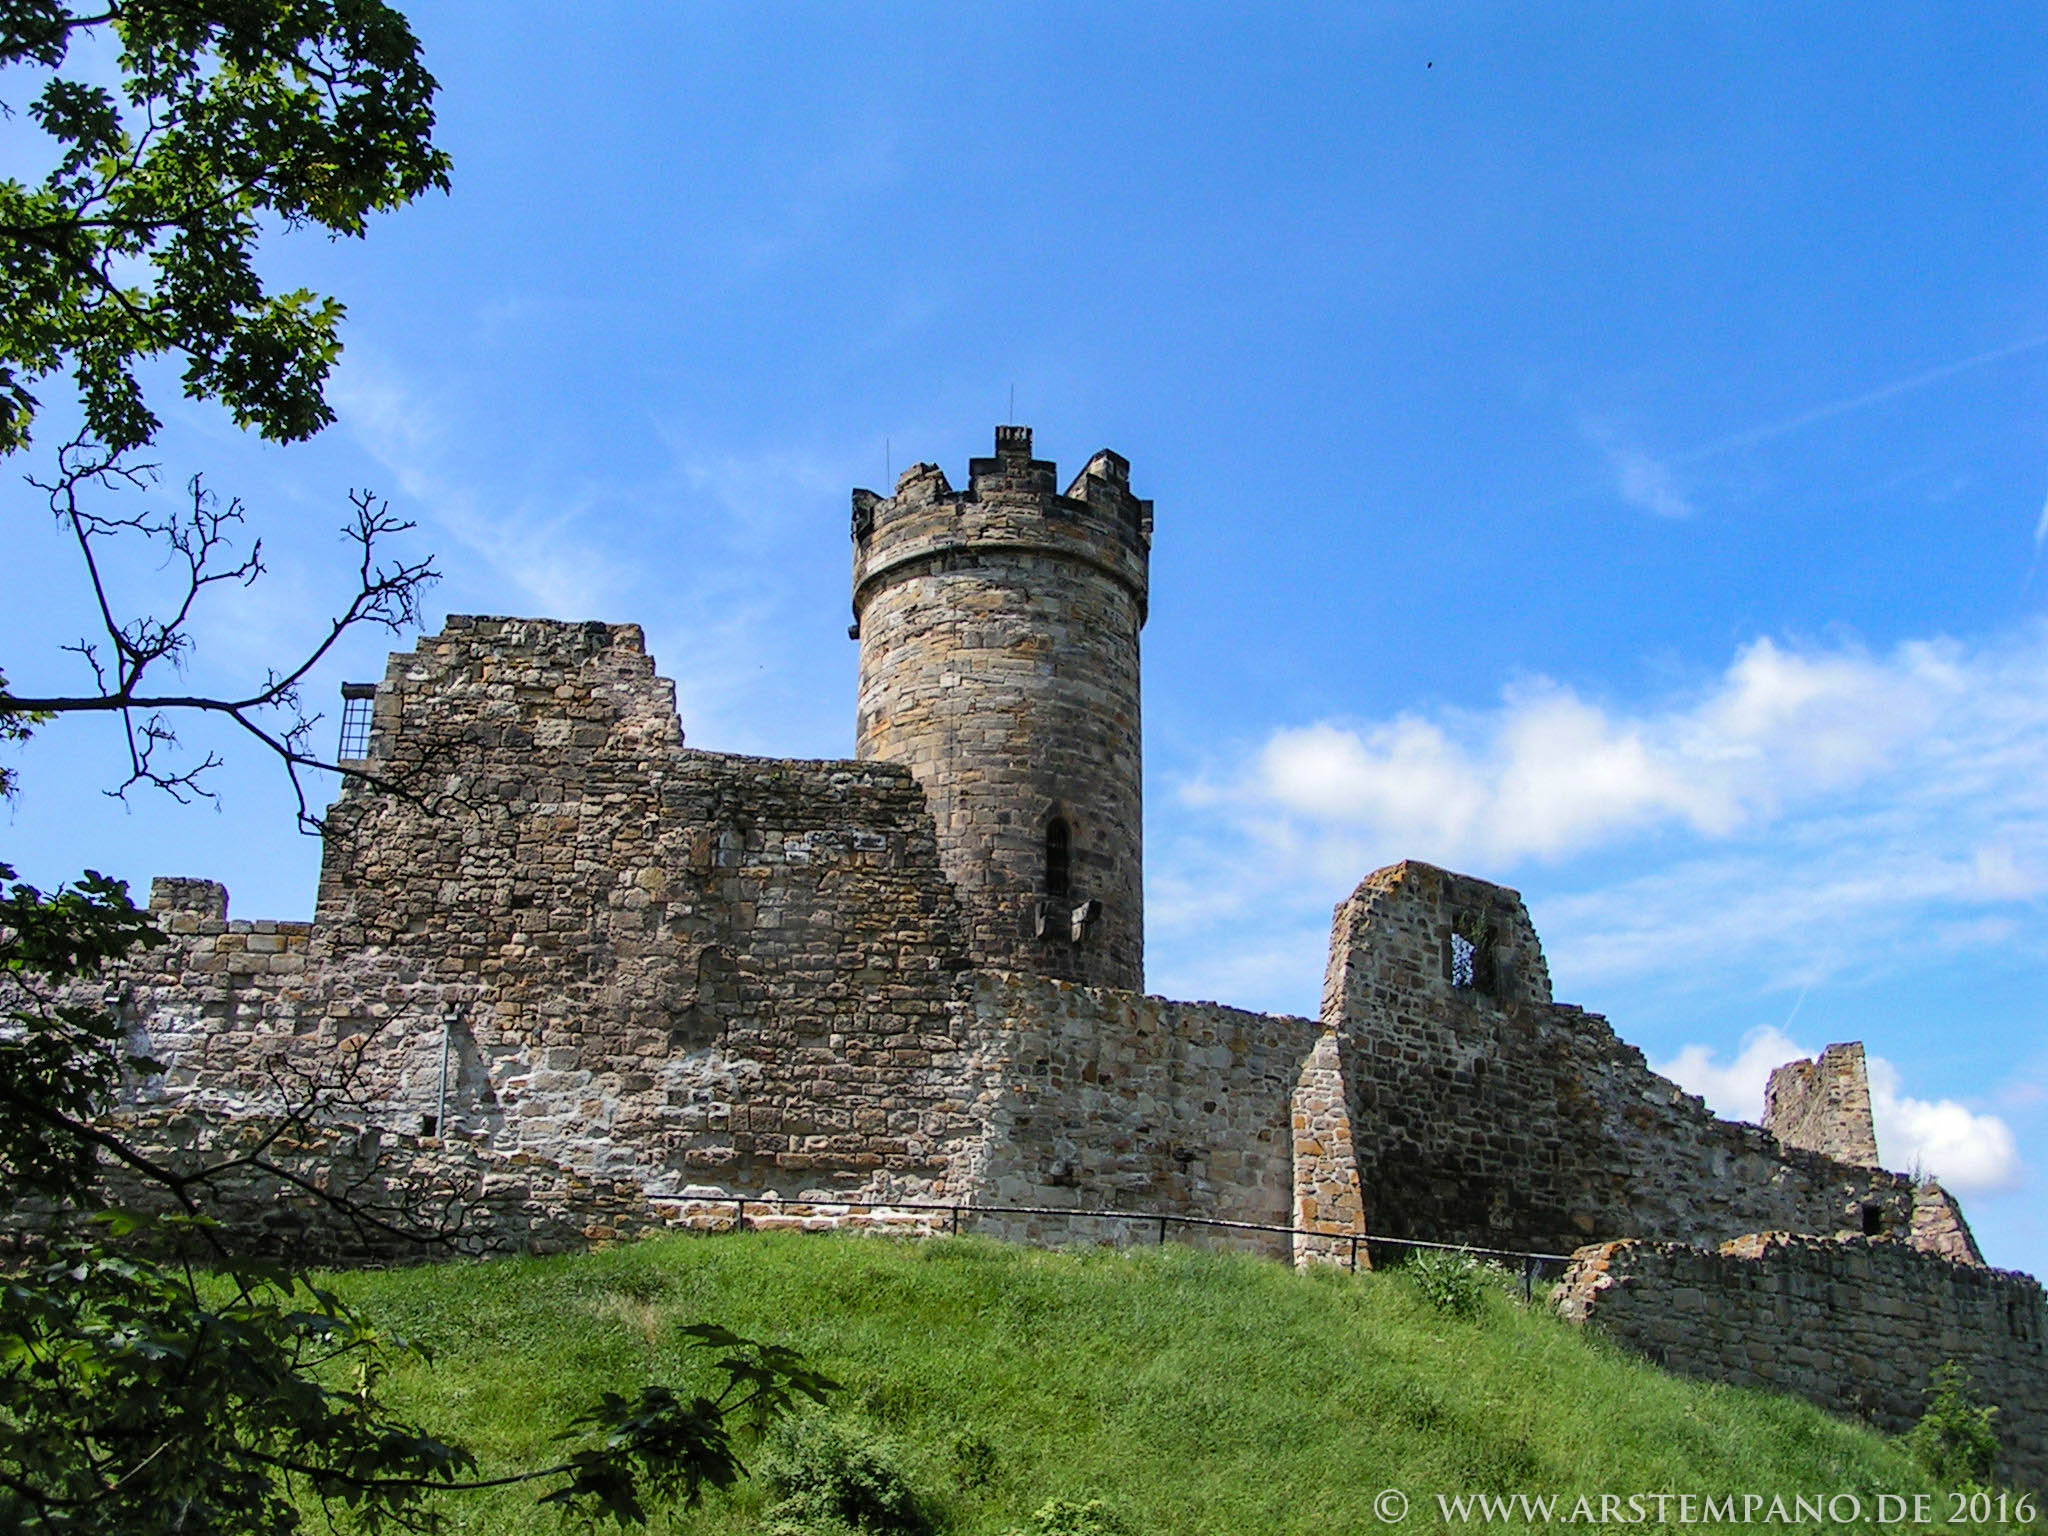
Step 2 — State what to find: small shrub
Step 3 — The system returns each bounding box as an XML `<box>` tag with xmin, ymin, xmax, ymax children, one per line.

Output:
<box><xmin>1004</xmin><ymin>1496</ymin><xmax>1129</xmax><ymax>1536</ymax></box>
<box><xmin>1405</xmin><ymin>1248</ymin><xmax>1496</xmax><ymax>1319</ymax></box>
<box><xmin>760</xmin><ymin>1415</ymin><xmax>932</xmax><ymax>1535</ymax></box>
<box><xmin>951</xmin><ymin>1429</ymin><xmax>999</xmax><ymax>1490</ymax></box>
<box><xmin>1896</xmin><ymin>1361</ymin><xmax>2000</xmax><ymax>1487</ymax></box>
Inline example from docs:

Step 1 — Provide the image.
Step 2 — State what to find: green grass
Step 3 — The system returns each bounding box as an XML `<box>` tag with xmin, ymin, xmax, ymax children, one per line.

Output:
<box><xmin>330</xmin><ymin>1231</ymin><xmax>2010</xmax><ymax>1534</ymax></box>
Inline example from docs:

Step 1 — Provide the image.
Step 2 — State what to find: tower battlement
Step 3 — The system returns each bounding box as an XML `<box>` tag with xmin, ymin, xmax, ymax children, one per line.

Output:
<box><xmin>850</xmin><ymin>427</ymin><xmax>1153</xmax><ymax>629</ymax></box>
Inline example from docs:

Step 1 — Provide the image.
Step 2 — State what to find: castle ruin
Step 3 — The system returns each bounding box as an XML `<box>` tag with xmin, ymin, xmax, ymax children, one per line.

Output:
<box><xmin>84</xmin><ymin>427</ymin><xmax>2043</xmax><ymax>1489</ymax></box>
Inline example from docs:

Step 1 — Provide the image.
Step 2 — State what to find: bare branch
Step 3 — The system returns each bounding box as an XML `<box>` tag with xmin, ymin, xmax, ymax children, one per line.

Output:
<box><xmin>2</xmin><ymin>435</ymin><xmax>442</xmax><ymax>829</ymax></box>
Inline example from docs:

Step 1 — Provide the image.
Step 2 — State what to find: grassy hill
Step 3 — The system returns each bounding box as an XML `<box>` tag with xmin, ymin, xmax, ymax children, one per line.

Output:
<box><xmin>337</xmin><ymin>1230</ymin><xmax>2001</xmax><ymax>1534</ymax></box>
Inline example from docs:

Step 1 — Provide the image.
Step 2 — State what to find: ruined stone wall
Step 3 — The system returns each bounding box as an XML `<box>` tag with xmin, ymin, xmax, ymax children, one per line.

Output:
<box><xmin>3</xmin><ymin>1109</ymin><xmax>965</xmax><ymax>1268</ymax></box>
<box><xmin>1555</xmin><ymin>1235</ymin><xmax>2047</xmax><ymax>1495</ymax></box>
<box><xmin>1321</xmin><ymin>862</ymin><xmax>1944</xmax><ymax>1258</ymax></box>
<box><xmin>83</xmin><ymin>615</ymin><xmax>2009</xmax><ymax>1300</ymax></box>
<box><xmin>950</xmin><ymin>971</ymin><xmax>1324</xmax><ymax>1257</ymax></box>
<box><xmin>1766</xmin><ymin>1042</ymin><xmax>1881</xmax><ymax>1168</ymax></box>
<box><xmin>1291</xmin><ymin>1026</ymin><xmax>1369</xmax><ymax>1267</ymax></box>
<box><xmin>108</xmin><ymin>879</ymin><xmax>317</xmax><ymax>1107</ymax></box>
<box><xmin>97</xmin><ymin>616</ymin><xmax>1366</xmax><ymax>1268</ymax></box>
<box><xmin>852</xmin><ymin>427</ymin><xmax>1151</xmax><ymax>990</ymax></box>
<box><xmin>117</xmin><ymin>617</ymin><xmax>983</xmax><ymax>1209</ymax></box>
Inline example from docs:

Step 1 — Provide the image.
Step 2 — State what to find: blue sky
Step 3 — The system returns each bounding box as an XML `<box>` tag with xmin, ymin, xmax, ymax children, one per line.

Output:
<box><xmin>5</xmin><ymin>5</ymin><xmax>2044</xmax><ymax>1273</ymax></box>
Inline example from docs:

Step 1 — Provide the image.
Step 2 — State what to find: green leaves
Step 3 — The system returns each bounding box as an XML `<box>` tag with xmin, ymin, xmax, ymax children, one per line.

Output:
<box><xmin>541</xmin><ymin>1323</ymin><xmax>844</xmax><ymax>1524</ymax></box>
<box><xmin>0</xmin><ymin>0</ymin><xmax>453</xmax><ymax>454</ymax></box>
<box><xmin>1896</xmin><ymin>1361</ymin><xmax>2001</xmax><ymax>1488</ymax></box>
<box><xmin>0</xmin><ymin>1232</ymin><xmax>479</xmax><ymax>1534</ymax></box>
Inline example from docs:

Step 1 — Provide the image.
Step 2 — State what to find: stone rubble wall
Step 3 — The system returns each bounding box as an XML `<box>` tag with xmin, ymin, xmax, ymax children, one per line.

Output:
<box><xmin>1292</xmin><ymin>1026</ymin><xmax>1369</xmax><ymax>1268</ymax></box>
<box><xmin>1555</xmin><ymin>1234</ymin><xmax>2047</xmax><ymax>1495</ymax></box>
<box><xmin>68</xmin><ymin>622</ymin><xmax>1988</xmax><ymax>1309</ymax></box>
<box><xmin>1909</xmin><ymin>1182</ymin><xmax>1986</xmax><ymax>1267</ymax></box>
<box><xmin>118</xmin><ymin>617</ymin><xmax>980</xmax><ymax>1212</ymax></box>
<box><xmin>1765</xmin><ymin>1042</ymin><xmax>1882</xmax><ymax>1168</ymax></box>
<box><xmin>105</xmin><ymin>878</ymin><xmax>318</xmax><ymax>1105</ymax></box>
<box><xmin>2</xmin><ymin>1110</ymin><xmax>964</xmax><ymax>1268</ymax></box>
<box><xmin>949</xmin><ymin>970</ymin><xmax>1322</xmax><ymax>1259</ymax></box>
<box><xmin>99</xmin><ymin>618</ymin><xmax>1335</xmax><ymax>1258</ymax></box>
<box><xmin>1321</xmin><ymin>862</ymin><xmax>1965</xmax><ymax>1261</ymax></box>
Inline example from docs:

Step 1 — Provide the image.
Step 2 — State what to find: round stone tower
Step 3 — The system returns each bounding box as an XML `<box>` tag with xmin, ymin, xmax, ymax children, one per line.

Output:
<box><xmin>850</xmin><ymin>425</ymin><xmax>1152</xmax><ymax>990</ymax></box>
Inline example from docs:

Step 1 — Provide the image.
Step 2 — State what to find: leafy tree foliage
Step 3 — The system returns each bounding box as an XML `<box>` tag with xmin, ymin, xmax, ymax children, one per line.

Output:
<box><xmin>0</xmin><ymin>0</ymin><xmax>452</xmax><ymax>455</ymax></box>
<box><xmin>757</xmin><ymin>1414</ymin><xmax>934</xmax><ymax>1536</ymax></box>
<box><xmin>0</xmin><ymin>1</ymin><xmax>445</xmax><ymax>815</ymax></box>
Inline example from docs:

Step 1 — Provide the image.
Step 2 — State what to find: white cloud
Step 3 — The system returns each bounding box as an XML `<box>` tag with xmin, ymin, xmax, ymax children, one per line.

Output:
<box><xmin>1227</xmin><ymin>632</ymin><xmax>1988</xmax><ymax>872</ymax></box>
<box><xmin>1653</xmin><ymin>1025</ymin><xmax>1807</xmax><ymax>1123</ymax></box>
<box><xmin>1158</xmin><ymin>622</ymin><xmax>2048</xmax><ymax>1015</ymax></box>
<box><xmin>1652</xmin><ymin>1029</ymin><xmax>2024</xmax><ymax>1196</ymax></box>
<box><xmin>1866</xmin><ymin>1056</ymin><xmax>2024</xmax><ymax>1195</ymax></box>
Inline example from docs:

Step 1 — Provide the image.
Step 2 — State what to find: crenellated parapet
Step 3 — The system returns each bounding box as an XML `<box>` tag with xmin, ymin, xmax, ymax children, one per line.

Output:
<box><xmin>850</xmin><ymin>426</ymin><xmax>1152</xmax><ymax>630</ymax></box>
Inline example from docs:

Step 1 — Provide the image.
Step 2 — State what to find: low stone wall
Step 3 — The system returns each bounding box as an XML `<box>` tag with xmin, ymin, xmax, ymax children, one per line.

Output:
<box><xmin>1555</xmin><ymin>1234</ymin><xmax>2047</xmax><ymax>1495</ymax></box>
<box><xmin>3</xmin><ymin>1110</ymin><xmax>973</xmax><ymax>1267</ymax></box>
<box><xmin>951</xmin><ymin>971</ymin><xmax>1329</xmax><ymax>1259</ymax></box>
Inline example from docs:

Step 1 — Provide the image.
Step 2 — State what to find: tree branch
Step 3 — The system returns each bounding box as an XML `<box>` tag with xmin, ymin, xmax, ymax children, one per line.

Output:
<box><xmin>3</xmin><ymin>434</ymin><xmax>442</xmax><ymax>830</ymax></box>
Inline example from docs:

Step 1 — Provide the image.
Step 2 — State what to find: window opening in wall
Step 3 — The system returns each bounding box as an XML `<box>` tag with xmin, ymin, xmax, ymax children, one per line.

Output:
<box><xmin>1861</xmin><ymin>1203</ymin><xmax>1884</xmax><ymax>1237</ymax></box>
<box><xmin>1450</xmin><ymin>910</ymin><xmax>1493</xmax><ymax>994</ymax></box>
<box><xmin>419</xmin><ymin>1114</ymin><xmax>438</xmax><ymax>1138</ymax></box>
<box><xmin>1045</xmin><ymin>817</ymin><xmax>1071</xmax><ymax>897</ymax></box>
<box><xmin>1450</xmin><ymin>929</ymin><xmax>1477</xmax><ymax>989</ymax></box>
<box><xmin>337</xmin><ymin>683</ymin><xmax>376</xmax><ymax>759</ymax></box>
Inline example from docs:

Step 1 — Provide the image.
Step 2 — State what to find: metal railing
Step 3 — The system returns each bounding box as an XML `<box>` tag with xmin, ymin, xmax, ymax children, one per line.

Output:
<box><xmin>684</xmin><ymin>1193</ymin><xmax>1580</xmax><ymax>1302</ymax></box>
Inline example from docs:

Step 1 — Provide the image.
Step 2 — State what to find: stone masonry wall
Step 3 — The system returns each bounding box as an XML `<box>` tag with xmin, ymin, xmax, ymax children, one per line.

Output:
<box><xmin>1555</xmin><ymin>1235</ymin><xmax>2047</xmax><ymax>1495</ymax></box>
<box><xmin>1765</xmin><ymin>1042</ymin><xmax>1882</xmax><ymax>1168</ymax></box>
<box><xmin>117</xmin><ymin>617</ymin><xmax>982</xmax><ymax>1211</ymax></box>
<box><xmin>1322</xmin><ymin>862</ymin><xmax>1956</xmax><ymax>1259</ymax></box>
<box><xmin>948</xmin><ymin>970</ymin><xmax>1324</xmax><ymax>1258</ymax></box>
<box><xmin>2</xmin><ymin>1109</ymin><xmax>963</xmax><ymax>1268</ymax></box>
<box><xmin>104</xmin><ymin>878</ymin><xmax>317</xmax><ymax>1107</ymax></box>
<box><xmin>80</xmin><ymin>615</ymin><xmax>2006</xmax><ymax>1305</ymax></box>
<box><xmin>1291</xmin><ymin>1026</ymin><xmax>1370</xmax><ymax>1268</ymax></box>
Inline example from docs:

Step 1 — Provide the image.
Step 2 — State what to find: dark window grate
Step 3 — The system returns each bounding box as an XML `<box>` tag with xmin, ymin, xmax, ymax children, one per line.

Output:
<box><xmin>337</xmin><ymin>684</ymin><xmax>375</xmax><ymax>760</ymax></box>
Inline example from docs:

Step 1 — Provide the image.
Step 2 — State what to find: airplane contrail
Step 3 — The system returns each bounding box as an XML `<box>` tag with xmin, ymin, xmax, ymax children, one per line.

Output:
<box><xmin>1676</xmin><ymin>332</ymin><xmax>2048</xmax><ymax>466</ymax></box>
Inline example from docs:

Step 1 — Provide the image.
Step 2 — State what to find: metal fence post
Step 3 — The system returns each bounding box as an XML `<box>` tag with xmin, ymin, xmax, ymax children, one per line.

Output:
<box><xmin>1158</xmin><ymin>1215</ymin><xmax>1168</xmax><ymax>1246</ymax></box>
<box><xmin>950</xmin><ymin>1205</ymin><xmax>961</xmax><ymax>1237</ymax></box>
<box><xmin>1349</xmin><ymin>1233</ymin><xmax>1360</xmax><ymax>1272</ymax></box>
